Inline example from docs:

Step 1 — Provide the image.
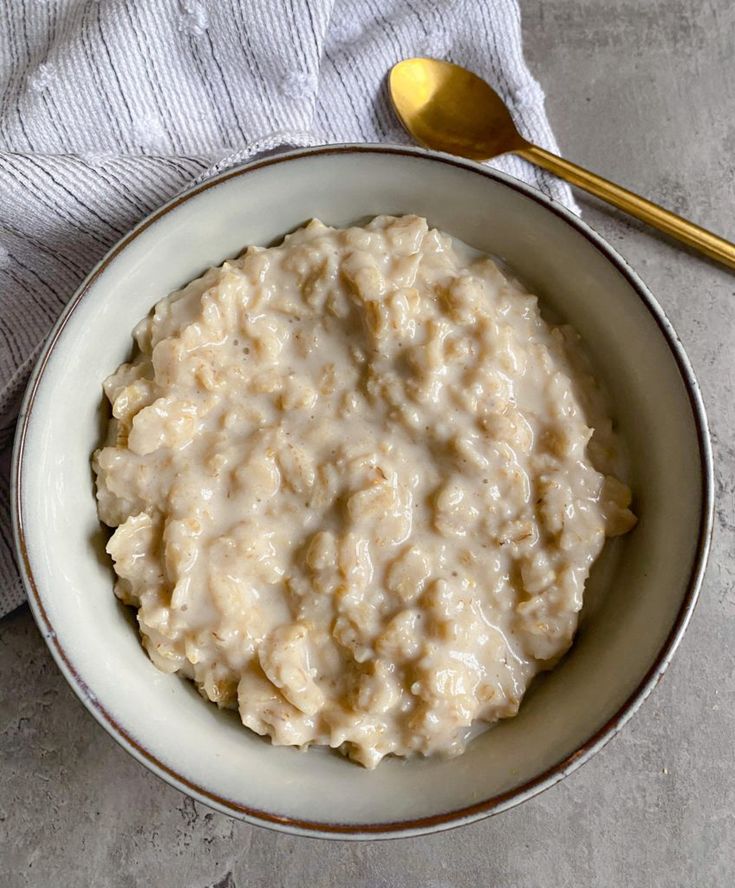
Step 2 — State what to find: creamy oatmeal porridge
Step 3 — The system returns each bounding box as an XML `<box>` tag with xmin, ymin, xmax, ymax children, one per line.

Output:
<box><xmin>94</xmin><ymin>215</ymin><xmax>636</xmax><ymax>768</ymax></box>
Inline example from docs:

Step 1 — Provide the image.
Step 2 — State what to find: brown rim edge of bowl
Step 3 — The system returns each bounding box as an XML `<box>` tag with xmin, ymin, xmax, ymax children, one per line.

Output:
<box><xmin>12</xmin><ymin>144</ymin><xmax>714</xmax><ymax>840</ymax></box>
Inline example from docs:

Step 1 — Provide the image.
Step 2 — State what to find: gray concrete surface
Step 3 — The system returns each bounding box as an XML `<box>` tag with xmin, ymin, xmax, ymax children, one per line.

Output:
<box><xmin>1</xmin><ymin>0</ymin><xmax>734</xmax><ymax>885</ymax></box>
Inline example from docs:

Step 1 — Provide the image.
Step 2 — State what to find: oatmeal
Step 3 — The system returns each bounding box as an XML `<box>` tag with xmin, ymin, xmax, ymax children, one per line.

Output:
<box><xmin>94</xmin><ymin>215</ymin><xmax>636</xmax><ymax>768</ymax></box>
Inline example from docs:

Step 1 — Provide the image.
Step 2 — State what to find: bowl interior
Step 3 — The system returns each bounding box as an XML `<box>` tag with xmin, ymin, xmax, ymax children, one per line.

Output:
<box><xmin>15</xmin><ymin>147</ymin><xmax>708</xmax><ymax>836</ymax></box>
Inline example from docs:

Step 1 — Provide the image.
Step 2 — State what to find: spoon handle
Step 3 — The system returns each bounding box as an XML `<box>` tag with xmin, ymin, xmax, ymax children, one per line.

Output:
<box><xmin>517</xmin><ymin>143</ymin><xmax>735</xmax><ymax>270</ymax></box>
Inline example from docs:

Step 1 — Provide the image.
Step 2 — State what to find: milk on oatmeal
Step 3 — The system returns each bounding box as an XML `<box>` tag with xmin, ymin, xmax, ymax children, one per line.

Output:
<box><xmin>94</xmin><ymin>215</ymin><xmax>636</xmax><ymax>768</ymax></box>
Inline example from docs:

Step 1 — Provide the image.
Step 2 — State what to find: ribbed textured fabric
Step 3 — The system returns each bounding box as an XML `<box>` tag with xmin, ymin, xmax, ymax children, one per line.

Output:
<box><xmin>0</xmin><ymin>0</ymin><xmax>574</xmax><ymax>616</ymax></box>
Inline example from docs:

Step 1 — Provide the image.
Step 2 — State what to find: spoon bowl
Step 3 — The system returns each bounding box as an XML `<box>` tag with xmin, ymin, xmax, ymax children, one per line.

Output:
<box><xmin>389</xmin><ymin>57</ymin><xmax>525</xmax><ymax>160</ymax></box>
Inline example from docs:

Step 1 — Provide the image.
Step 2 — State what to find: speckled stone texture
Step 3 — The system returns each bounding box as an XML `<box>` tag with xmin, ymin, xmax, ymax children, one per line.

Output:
<box><xmin>1</xmin><ymin>0</ymin><xmax>734</xmax><ymax>885</ymax></box>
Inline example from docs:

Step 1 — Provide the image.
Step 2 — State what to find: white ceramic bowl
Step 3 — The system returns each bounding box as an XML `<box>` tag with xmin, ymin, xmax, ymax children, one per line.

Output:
<box><xmin>12</xmin><ymin>145</ymin><xmax>713</xmax><ymax>839</ymax></box>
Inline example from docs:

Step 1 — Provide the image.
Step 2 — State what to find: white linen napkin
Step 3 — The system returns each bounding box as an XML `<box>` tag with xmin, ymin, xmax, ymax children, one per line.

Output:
<box><xmin>0</xmin><ymin>0</ymin><xmax>575</xmax><ymax>617</ymax></box>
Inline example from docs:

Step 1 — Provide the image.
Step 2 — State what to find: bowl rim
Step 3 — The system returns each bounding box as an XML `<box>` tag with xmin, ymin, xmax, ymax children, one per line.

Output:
<box><xmin>11</xmin><ymin>143</ymin><xmax>714</xmax><ymax>840</ymax></box>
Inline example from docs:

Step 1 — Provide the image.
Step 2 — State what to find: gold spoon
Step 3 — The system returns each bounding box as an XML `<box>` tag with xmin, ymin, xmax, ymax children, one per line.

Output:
<box><xmin>389</xmin><ymin>57</ymin><xmax>735</xmax><ymax>270</ymax></box>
